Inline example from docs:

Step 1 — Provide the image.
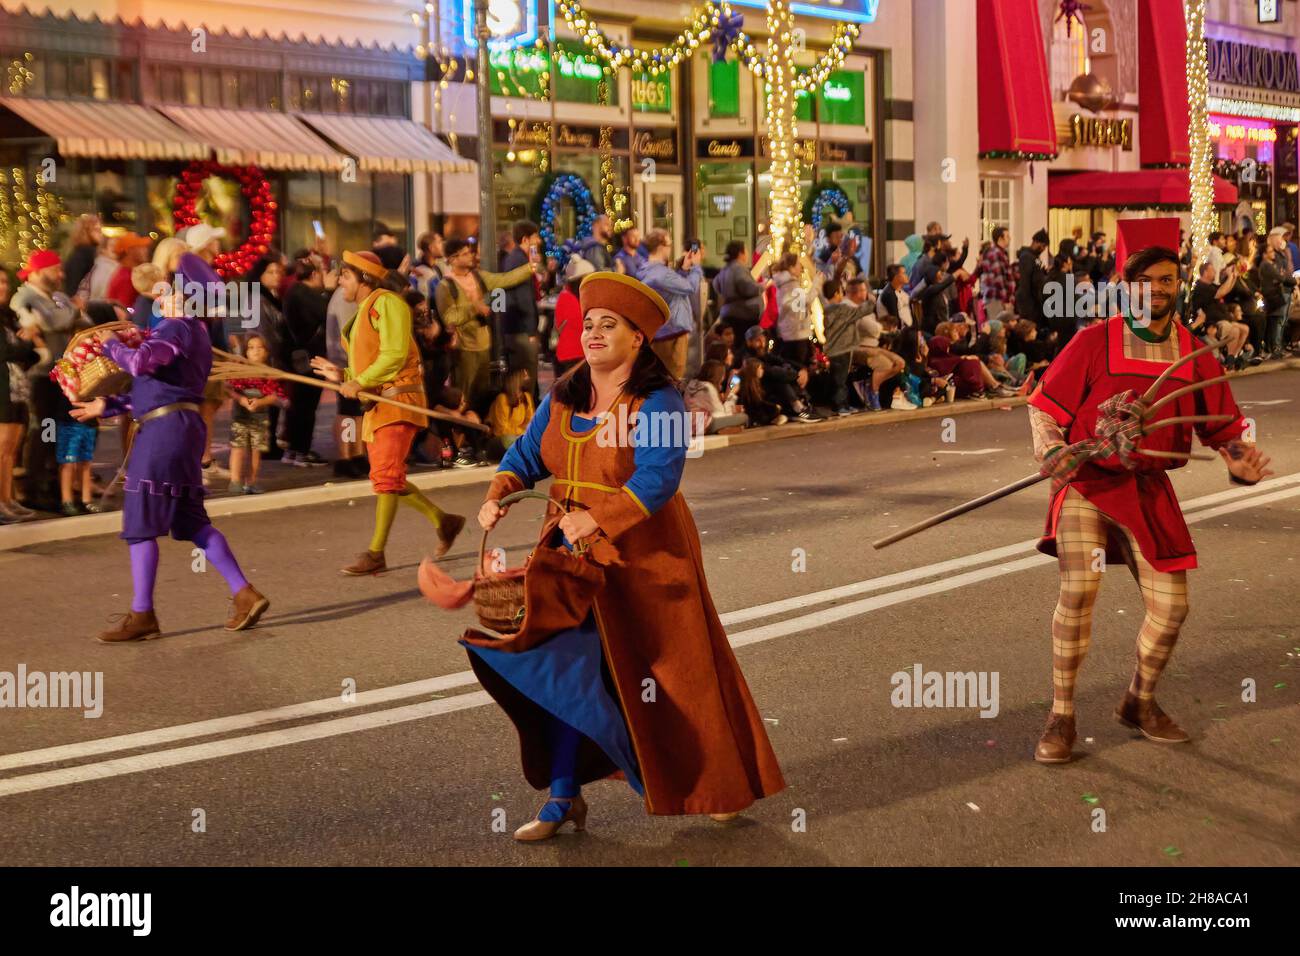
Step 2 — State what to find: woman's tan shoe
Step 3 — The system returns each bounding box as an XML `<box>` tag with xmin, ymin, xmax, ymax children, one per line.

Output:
<box><xmin>513</xmin><ymin>794</ymin><xmax>588</xmax><ymax>842</ymax></box>
<box><xmin>709</xmin><ymin>812</ymin><xmax>741</xmax><ymax>823</ymax></box>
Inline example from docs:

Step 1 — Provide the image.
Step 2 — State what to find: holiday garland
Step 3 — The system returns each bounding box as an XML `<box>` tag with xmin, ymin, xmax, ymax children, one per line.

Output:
<box><xmin>802</xmin><ymin>180</ymin><xmax>852</xmax><ymax>232</ymax></box>
<box><xmin>172</xmin><ymin>161</ymin><xmax>277</xmax><ymax>278</ymax></box>
<box><xmin>531</xmin><ymin>171</ymin><xmax>600</xmax><ymax>261</ymax></box>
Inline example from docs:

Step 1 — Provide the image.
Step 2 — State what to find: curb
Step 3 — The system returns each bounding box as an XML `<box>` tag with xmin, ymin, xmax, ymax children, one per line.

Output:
<box><xmin>4</xmin><ymin>359</ymin><xmax>1296</xmax><ymax>552</ymax></box>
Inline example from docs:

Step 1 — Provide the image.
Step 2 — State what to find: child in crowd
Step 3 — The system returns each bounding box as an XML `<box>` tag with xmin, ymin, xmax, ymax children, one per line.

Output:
<box><xmin>435</xmin><ymin>385</ymin><xmax>485</xmax><ymax>469</ymax></box>
<box><xmin>486</xmin><ymin>368</ymin><xmax>535</xmax><ymax>460</ymax></box>
<box><xmin>57</xmin><ymin>409</ymin><xmax>99</xmax><ymax>515</ymax></box>
<box><xmin>684</xmin><ymin>359</ymin><xmax>747</xmax><ymax>434</ymax></box>
<box><xmin>225</xmin><ymin>335</ymin><xmax>286</xmax><ymax>494</ymax></box>
<box><xmin>737</xmin><ymin>357</ymin><xmax>785</xmax><ymax>427</ymax></box>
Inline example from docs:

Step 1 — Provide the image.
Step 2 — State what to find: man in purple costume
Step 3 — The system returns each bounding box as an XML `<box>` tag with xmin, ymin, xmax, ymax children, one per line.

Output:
<box><xmin>71</xmin><ymin>288</ymin><xmax>269</xmax><ymax>642</ymax></box>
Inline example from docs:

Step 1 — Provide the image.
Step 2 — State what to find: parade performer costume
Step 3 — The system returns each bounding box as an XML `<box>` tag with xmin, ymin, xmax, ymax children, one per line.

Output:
<box><xmin>1026</xmin><ymin>246</ymin><xmax>1271</xmax><ymax>763</ymax></box>
<box><xmin>326</xmin><ymin>251</ymin><xmax>464</xmax><ymax>576</ymax></box>
<box><xmin>467</xmin><ymin>273</ymin><xmax>784</xmax><ymax>839</ymax></box>
<box><xmin>73</xmin><ymin>296</ymin><xmax>269</xmax><ymax>642</ymax></box>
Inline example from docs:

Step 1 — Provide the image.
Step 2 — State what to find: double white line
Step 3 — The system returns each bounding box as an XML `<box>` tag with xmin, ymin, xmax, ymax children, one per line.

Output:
<box><xmin>2</xmin><ymin>473</ymin><xmax>1298</xmax><ymax>798</ymax></box>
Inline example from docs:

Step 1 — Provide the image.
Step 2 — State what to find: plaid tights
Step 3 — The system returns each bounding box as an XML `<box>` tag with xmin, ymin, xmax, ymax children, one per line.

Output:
<box><xmin>1051</xmin><ymin>488</ymin><xmax>1190</xmax><ymax>716</ymax></box>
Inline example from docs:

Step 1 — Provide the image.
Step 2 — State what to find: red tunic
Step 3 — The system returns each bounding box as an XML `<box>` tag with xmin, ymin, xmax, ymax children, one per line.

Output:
<box><xmin>1028</xmin><ymin>316</ymin><xmax>1246</xmax><ymax>572</ymax></box>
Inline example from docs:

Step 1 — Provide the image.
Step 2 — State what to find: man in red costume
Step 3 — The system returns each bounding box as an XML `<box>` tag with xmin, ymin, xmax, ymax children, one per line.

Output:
<box><xmin>1027</xmin><ymin>246</ymin><xmax>1272</xmax><ymax>763</ymax></box>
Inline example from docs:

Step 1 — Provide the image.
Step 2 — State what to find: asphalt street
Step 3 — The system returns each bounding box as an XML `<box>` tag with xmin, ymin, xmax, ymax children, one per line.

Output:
<box><xmin>1</xmin><ymin>369</ymin><xmax>1297</xmax><ymax>866</ymax></box>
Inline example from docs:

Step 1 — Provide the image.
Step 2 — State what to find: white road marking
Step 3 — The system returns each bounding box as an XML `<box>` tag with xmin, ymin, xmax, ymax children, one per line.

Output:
<box><xmin>1239</xmin><ymin>400</ymin><xmax>1292</xmax><ymax>407</ymax></box>
<box><xmin>930</xmin><ymin>448</ymin><xmax>1004</xmax><ymax>455</ymax></box>
<box><xmin>1</xmin><ymin>475</ymin><xmax>1297</xmax><ymax>796</ymax></box>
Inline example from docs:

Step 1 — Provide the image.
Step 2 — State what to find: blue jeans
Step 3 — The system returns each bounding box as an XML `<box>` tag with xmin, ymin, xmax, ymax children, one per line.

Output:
<box><xmin>1266</xmin><ymin>306</ymin><xmax>1288</xmax><ymax>354</ymax></box>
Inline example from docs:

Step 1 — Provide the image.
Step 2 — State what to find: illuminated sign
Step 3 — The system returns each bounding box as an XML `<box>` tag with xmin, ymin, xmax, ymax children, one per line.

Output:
<box><xmin>1206</xmin><ymin>38</ymin><xmax>1300</xmax><ymax>93</ymax></box>
<box><xmin>1069</xmin><ymin>113</ymin><xmax>1133</xmax><ymax>150</ymax></box>
<box><xmin>1208</xmin><ymin>120</ymin><xmax>1277</xmax><ymax>143</ymax></box>
<box><xmin>462</xmin><ymin>0</ymin><xmax>538</xmax><ymax>50</ymax></box>
<box><xmin>822</xmin><ymin>82</ymin><xmax>852</xmax><ymax>102</ymax></box>
<box><xmin>727</xmin><ymin>0</ymin><xmax>879</xmax><ymax>23</ymax></box>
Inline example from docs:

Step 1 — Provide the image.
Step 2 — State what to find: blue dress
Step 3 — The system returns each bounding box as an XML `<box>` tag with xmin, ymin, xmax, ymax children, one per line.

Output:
<box><xmin>461</xmin><ymin>388</ymin><xmax>688</xmax><ymax>796</ymax></box>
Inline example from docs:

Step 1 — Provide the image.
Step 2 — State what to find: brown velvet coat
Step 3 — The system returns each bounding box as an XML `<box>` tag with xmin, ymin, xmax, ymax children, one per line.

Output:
<box><xmin>481</xmin><ymin>391</ymin><xmax>786</xmax><ymax>816</ymax></box>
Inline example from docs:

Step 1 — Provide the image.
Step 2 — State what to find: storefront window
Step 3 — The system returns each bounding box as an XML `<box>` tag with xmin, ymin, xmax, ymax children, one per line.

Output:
<box><xmin>372</xmin><ymin>173</ymin><xmax>409</xmax><ymax>248</ymax></box>
<box><xmin>286</xmin><ymin>173</ymin><xmax>326</xmax><ymax>260</ymax></box>
<box><xmin>696</xmin><ymin>161</ymin><xmax>753</xmax><ymax>267</ymax></box>
<box><xmin>823</xmin><ymin>165</ymin><xmax>872</xmax><ymax>234</ymax></box>
<box><xmin>817</xmin><ymin>70</ymin><xmax>865</xmax><ymax>127</ymax></box>
<box><xmin>555</xmin><ymin>43</ymin><xmax>618</xmax><ymax>106</ymax></box>
<box><xmin>708</xmin><ymin>60</ymin><xmax>740</xmax><ymax>118</ymax></box>
<box><xmin>492</xmin><ymin>147</ymin><xmax>543</xmax><ymax>238</ymax></box>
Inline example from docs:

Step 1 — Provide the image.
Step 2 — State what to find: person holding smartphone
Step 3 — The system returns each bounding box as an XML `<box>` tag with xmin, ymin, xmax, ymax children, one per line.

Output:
<box><xmin>638</xmin><ymin>230</ymin><xmax>702</xmax><ymax>380</ymax></box>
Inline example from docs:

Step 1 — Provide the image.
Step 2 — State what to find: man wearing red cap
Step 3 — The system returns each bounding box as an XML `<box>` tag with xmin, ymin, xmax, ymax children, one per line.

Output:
<box><xmin>12</xmin><ymin>249</ymin><xmax>87</xmax><ymax>510</ymax></box>
<box><xmin>312</xmin><ymin>250</ymin><xmax>466</xmax><ymax>575</ymax></box>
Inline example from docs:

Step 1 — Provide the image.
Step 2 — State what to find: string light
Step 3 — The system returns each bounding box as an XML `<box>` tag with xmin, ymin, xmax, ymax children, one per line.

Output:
<box><xmin>766</xmin><ymin>0</ymin><xmax>803</xmax><ymax>260</ymax></box>
<box><xmin>7</xmin><ymin>53</ymin><xmax>35</xmax><ymax>95</ymax></box>
<box><xmin>0</xmin><ymin>164</ymin><xmax>67</xmax><ymax>266</ymax></box>
<box><xmin>1184</xmin><ymin>0</ymin><xmax>1214</xmax><ymax>272</ymax></box>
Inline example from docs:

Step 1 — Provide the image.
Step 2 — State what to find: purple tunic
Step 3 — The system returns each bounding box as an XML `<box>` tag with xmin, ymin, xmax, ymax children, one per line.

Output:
<box><xmin>103</xmin><ymin>316</ymin><xmax>212</xmax><ymax>542</ymax></box>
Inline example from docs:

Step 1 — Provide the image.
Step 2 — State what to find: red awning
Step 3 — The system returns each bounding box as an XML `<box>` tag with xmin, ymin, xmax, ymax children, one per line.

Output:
<box><xmin>977</xmin><ymin>0</ymin><xmax>1058</xmax><ymax>158</ymax></box>
<box><xmin>1049</xmin><ymin>170</ymin><xmax>1238</xmax><ymax>208</ymax></box>
<box><xmin>1138</xmin><ymin>0</ymin><xmax>1190</xmax><ymax>167</ymax></box>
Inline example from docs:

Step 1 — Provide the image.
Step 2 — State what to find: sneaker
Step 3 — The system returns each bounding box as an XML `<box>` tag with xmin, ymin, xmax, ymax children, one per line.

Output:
<box><xmin>865</xmin><ymin>388</ymin><xmax>882</xmax><ymax>412</ymax></box>
<box><xmin>60</xmin><ymin>501</ymin><xmax>81</xmax><ymax>517</ymax></box>
<box><xmin>452</xmin><ymin>453</ymin><xmax>478</xmax><ymax>469</ymax></box>
<box><xmin>297</xmin><ymin>450</ymin><xmax>326</xmax><ymax>467</ymax></box>
<box><xmin>794</xmin><ymin>409</ymin><xmax>823</xmax><ymax>423</ymax></box>
<box><xmin>227</xmin><ymin>482</ymin><xmax>246</xmax><ymax>495</ymax></box>
<box><xmin>281</xmin><ymin>451</ymin><xmax>302</xmax><ymax>467</ymax></box>
<box><xmin>82</xmin><ymin>501</ymin><xmax>104</xmax><ymax>514</ymax></box>
<box><xmin>835</xmin><ymin>406</ymin><xmax>854</xmax><ymax>417</ymax></box>
<box><xmin>243</xmin><ymin>485</ymin><xmax>265</xmax><ymax>495</ymax></box>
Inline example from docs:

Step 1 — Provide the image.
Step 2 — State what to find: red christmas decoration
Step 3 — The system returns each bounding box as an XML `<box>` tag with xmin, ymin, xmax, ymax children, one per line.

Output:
<box><xmin>172</xmin><ymin>161</ymin><xmax>278</xmax><ymax>279</ymax></box>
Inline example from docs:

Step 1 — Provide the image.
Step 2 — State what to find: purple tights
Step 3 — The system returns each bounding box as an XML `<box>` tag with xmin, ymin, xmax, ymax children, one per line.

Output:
<box><xmin>127</xmin><ymin>526</ymin><xmax>249</xmax><ymax>612</ymax></box>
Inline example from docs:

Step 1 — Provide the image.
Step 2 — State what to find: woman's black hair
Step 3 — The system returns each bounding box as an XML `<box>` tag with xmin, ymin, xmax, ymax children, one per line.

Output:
<box><xmin>551</xmin><ymin>318</ymin><xmax>674</xmax><ymax>413</ymax></box>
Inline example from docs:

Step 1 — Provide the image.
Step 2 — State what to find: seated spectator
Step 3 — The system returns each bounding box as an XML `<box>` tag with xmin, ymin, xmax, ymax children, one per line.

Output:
<box><xmin>743</xmin><ymin>326</ymin><xmax>822</xmax><ymax>422</ymax></box>
<box><xmin>435</xmin><ymin>385</ymin><xmax>485</xmax><ymax>469</ymax></box>
<box><xmin>851</xmin><ymin>303</ymin><xmax>905</xmax><ymax>411</ymax></box>
<box><xmin>737</xmin><ymin>357</ymin><xmax>786</xmax><ymax>427</ymax></box>
<box><xmin>684</xmin><ymin>360</ymin><xmax>747</xmax><ymax>434</ymax></box>
<box><xmin>486</xmin><ymin>368</ymin><xmax>535</xmax><ymax>460</ymax></box>
<box><xmin>926</xmin><ymin>335</ymin><xmax>1016</xmax><ymax>400</ymax></box>
<box><xmin>704</xmin><ymin>341</ymin><xmax>736</xmax><ymax>374</ymax></box>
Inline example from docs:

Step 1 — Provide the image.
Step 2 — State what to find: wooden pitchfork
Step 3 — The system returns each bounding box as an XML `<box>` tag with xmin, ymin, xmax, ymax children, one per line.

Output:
<box><xmin>209</xmin><ymin>348</ymin><xmax>489</xmax><ymax>432</ymax></box>
<box><xmin>872</xmin><ymin>338</ymin><xmax>1237</xmax><ymax>549</ymax></box>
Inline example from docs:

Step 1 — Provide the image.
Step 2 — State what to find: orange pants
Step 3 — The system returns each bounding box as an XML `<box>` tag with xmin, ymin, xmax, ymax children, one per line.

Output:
<box><xmin>367</xmin><ymin>422</ymin><xmax>418</xmax><ymax>493</ymax></box>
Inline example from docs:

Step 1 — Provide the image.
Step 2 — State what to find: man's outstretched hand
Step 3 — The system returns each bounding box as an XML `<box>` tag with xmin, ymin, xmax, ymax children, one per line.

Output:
<box><xmin>1219</xmin><ymin>441</ymin><xmax>1273</xmax><ymax>485</ymax></box>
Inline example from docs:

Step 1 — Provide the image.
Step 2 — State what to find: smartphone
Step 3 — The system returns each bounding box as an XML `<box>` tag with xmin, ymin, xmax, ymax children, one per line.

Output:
<box><xmin>729</xmin><ymin>373</ymin><xmax>740</xmax><ymax>391</ymax></box>
<box><xmin>311</xmin><ymin>220</ymin><xmax>324</xmax><ymax>240</ymax></box>
<box><xmin>688</xmin><ymin>240</ymin><xmax>701</xmax><ymax>253</ymax></box>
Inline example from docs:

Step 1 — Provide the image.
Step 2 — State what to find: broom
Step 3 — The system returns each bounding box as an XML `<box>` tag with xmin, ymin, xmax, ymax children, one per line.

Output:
<box><xmin>209</xmin><ymin>348</ymin><xmax>489</xmax><ymax>432</ymax></box>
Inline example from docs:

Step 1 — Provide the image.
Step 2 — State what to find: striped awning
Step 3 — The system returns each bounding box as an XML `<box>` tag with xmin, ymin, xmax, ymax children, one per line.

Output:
<box><xmin>158</xmin><ymin>106</ymin><xmax>344</xmax><ymax>171</ymax></box>
<box><xmin>0</xmin><ymin>96</ymin><xmax>207</xmax><ymax>160</ymax></box>
<box><xmin>296</xmin><ymin>114</ymin><xmax>476</xmax><ymax>174</ymax></box>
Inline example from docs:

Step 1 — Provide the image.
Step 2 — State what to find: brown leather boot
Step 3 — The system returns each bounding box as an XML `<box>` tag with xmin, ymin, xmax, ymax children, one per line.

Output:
<box><xmin>1034</xmin><ymin>711</ymin><xmax>1077</xmax><ymax>763</ymax></box>
<box><xmin>341</xmin><ymin>550</ymin><xmax>386</xmax><ymax>576</ymax></box>
<box><xmin>1114</xmin><ymin>693</ymin><xmax>1190</xmax><ymax>743</ymax></box>
<box><xmin>97</xmin><ymin>610</ymin><xmax>161</xmax><ymax>644</ymax></box>
<box><xmin>435</xmin><ymin>513</ymin><xmax>466</xmax><ymax>558</ymax></box>
<box><xmin>226</xmin><ymin>585</ymin><xmax>270</xmax><ymax>631</ymax></box>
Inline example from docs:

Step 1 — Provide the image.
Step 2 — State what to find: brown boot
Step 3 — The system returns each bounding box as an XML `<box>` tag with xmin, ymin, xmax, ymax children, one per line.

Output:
<box><xmin>226</xmin><ymin>585</ymin><xmax>270</xmax><ymax>631</ymax></box>
<box><xmin>435</xmin><ymin>513</ymin><xmax>466</xmax><ymax>558</ymax></box>
<box><xmin>1114</xmin><ymin>693</ymin><xmax>1190</xmax><ymax>743</ymax></box>
<box><xmin>1034</xmin><ymin>711</ymin><xmax>1077</xmax><ymax>763</ymax></box>
<box><xmin>97</xmin><ymin>610</ymin><xmax>161</xmax><ymax>644</ymax></box>
<box><xmin>341</xmin><ymin>550</ymin><xmax>386</xmax><ymax>576</ymax></box>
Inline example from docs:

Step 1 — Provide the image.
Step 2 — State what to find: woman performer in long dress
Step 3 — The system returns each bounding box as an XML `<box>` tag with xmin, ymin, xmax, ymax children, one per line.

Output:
<box><xmin>471</xmin><ymin>272</ymin><xmax>784</xmax><ymax>841</ymax></box>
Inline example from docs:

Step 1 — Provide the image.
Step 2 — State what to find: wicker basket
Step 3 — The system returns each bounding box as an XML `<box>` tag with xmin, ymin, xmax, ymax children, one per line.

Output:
<box><xmin>55</xmin><ymin>321</ymin><xmax>138</xmax><ymax>401</ymax></box>
<box><xmin>474</xmin><ymin>489</ymin><xmax>559</xmax><ymax>634</ymax></box>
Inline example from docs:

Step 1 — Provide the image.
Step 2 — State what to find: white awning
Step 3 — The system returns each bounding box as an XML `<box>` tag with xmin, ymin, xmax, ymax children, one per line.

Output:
<box><xmin>0</xmin><ymin>96</ymin><xmax>207</xmax><ymax>160</ymax></box>
<box><xmin>296</xmin><ymin>113</ymin><xmax>476</xmax><ymax>174</ymax></box>
<box><xmin>158</xmin><ymin>106</ymin><xmax>344</xmax><ymax>171</ymax></box>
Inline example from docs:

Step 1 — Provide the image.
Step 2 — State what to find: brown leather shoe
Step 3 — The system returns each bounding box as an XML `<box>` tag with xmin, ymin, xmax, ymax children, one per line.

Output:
<box><xmin>97</xmin><ymin>610</ymin><xmax>161</xmax><ymax>644</ymax></box>
<box><xmin>514</xmin><ymin>794</ymin><xmax>588</xmax><ymax>842</ymax></box>
<box><xmin>226</xmin><ymin>585</ymin><xmax>270</xmax><ymax>631</ymax></box>
<box><xmin>1114</xmin><ymin>694</ymin><xmax>1190</xmax><ymax>743</ymax></box>
<box><xmin>435</xmin><ymin>513</ymin><xmax>466</xmax><ymax>558</ymax></box>
<box><xmin>1034</xmin><ymin>711</ymin><xmax>1077</xmax><ymax>763</ymax></box>
<box><xmin>341</xmin><ymin>550</ymin><xmax>386</xmax><ymax>576</ymax></box>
